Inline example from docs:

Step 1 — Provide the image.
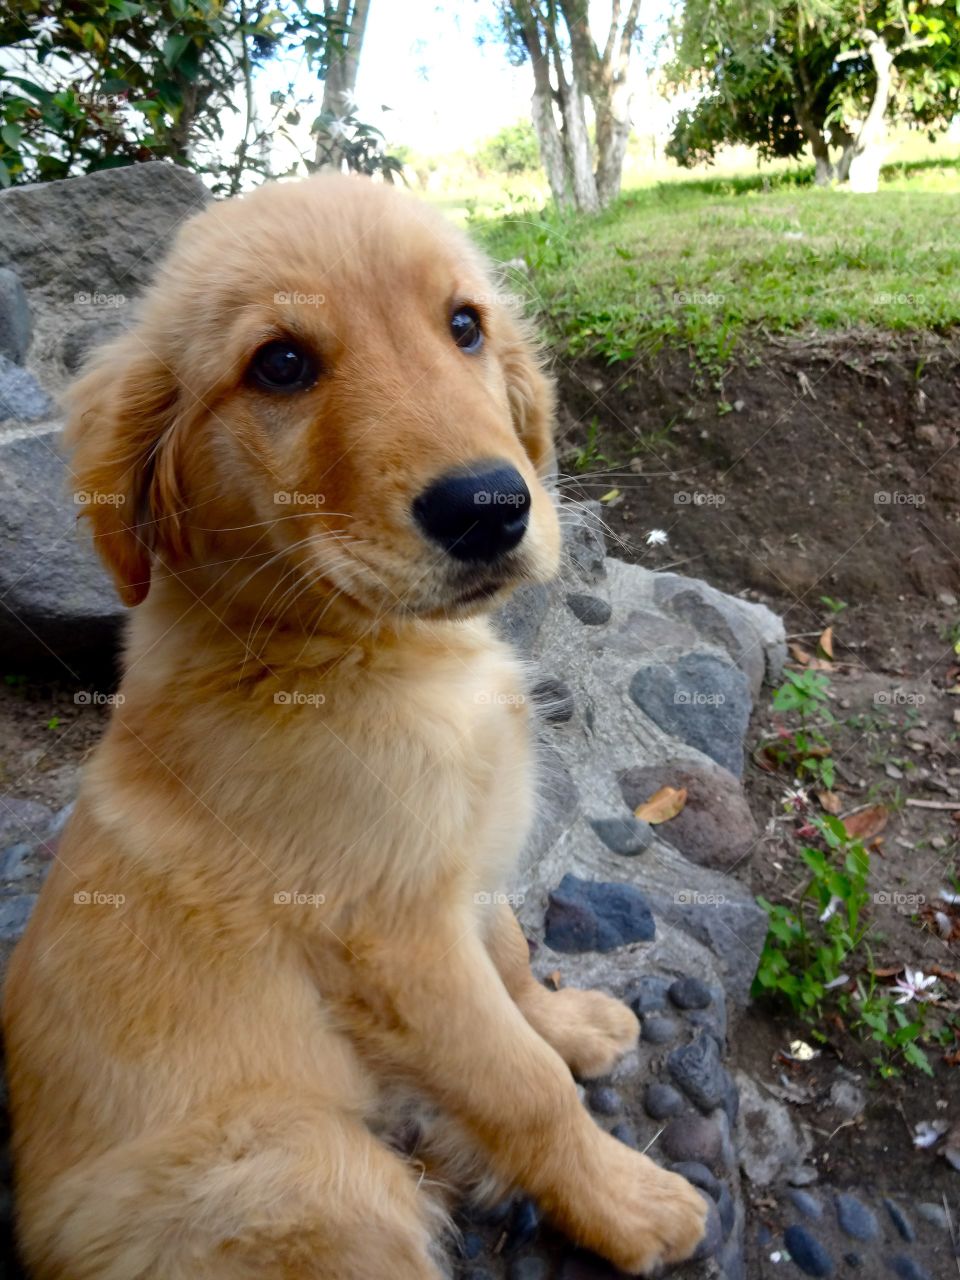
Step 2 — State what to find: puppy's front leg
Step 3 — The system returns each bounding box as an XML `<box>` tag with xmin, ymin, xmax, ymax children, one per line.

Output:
<box><xmin>484</xmin><ymin>902</ymin><xmax>640</xmax><ymax>1079</ymax></box>
<box><xmin>359</xmin><ymin>916</ymin><xmax>706</xmax><ymax>1276</ymax></box>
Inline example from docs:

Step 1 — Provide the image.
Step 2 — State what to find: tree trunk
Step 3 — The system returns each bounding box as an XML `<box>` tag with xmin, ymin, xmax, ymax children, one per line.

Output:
<box><xmin>516</xmin><ymin>8</ymin><xmax>571</xmax><ymax>207</ymax></box>
<box><xmin>793</xmin><ymin>59</ymin><xmax>833</xmax><ymax>186</ymax></box>
<box><xmin>847</xmin><ymin>33</ymin><xmax>893</xmax><ymax>193</ymax></box>
<box><xmin>314</xmin><ymin>0</ymin><xmax>370</xmax><ymax>170</ymax></box>
<box><xmin>547</xmin><ymin>24</ymin><xmax>598</xmax><ymax>213</ymax></box>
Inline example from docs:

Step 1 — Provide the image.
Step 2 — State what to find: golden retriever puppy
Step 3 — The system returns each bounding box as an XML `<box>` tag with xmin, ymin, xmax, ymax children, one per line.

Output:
<box><xmin>3</xmin><ymin>174</ymin><xmax>707</xmax><ymax>1279</ymax></box>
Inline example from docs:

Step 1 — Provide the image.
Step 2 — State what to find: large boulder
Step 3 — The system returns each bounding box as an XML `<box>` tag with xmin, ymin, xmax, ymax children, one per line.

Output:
<box><xmin>0</xmin><ymin>162</ymin><xmax>209</xmax><ymax>398</ymax></box>
<box><xmin>0</xmin><ymin>163</ymin><xmax>210</xmax><ymax>669</ymax></box>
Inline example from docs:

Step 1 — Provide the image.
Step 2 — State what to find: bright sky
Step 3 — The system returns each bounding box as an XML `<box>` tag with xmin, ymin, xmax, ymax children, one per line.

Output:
<box><xmin>258</xmin><ymin>0</ymin><xmax>675</xmax><ymax>162</ymax></box>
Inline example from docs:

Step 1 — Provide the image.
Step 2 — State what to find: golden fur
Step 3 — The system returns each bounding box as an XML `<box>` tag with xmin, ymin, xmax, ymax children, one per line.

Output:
<box><xmin>3</xmin><ymin>174</ymin><xmax>706</xmax><ymax>1278</ymax></box>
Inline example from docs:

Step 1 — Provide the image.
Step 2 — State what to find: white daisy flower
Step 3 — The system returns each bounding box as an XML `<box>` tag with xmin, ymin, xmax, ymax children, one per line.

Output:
<box><xmin>645</xmin><ymin>528</ymin><xmax>668</xmax><ymax>547</ymax></box>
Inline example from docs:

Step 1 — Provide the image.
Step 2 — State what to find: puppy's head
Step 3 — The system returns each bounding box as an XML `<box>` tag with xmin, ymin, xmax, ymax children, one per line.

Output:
<box><xmin>65</xmin><ymin>175</ymin><xmax>560</xmax><ymax>627</ymax></box>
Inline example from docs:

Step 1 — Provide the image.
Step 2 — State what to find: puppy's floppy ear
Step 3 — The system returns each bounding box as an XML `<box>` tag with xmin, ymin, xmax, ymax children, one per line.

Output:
<box><xmin>63</xmin><ymin>332</ymin><xmax>183</xmax><ymax>607</ymax></box>
<box><xmin>499</xmin><ymin>315</ymin><xmax>556</xmax><ymax>477</ymax></box>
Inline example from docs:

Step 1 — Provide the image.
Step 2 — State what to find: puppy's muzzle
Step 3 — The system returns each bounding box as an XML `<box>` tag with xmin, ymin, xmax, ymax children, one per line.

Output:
<box><xmin>413</xmin><ymin>461</ymin><xmax>530</xmax><ymax>564</ymax></box>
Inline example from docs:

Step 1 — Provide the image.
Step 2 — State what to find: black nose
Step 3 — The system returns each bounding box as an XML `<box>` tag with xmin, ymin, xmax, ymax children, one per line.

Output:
<box><xmin>413</xmin><ymin>463</ymin><xmax>531</xmax><ymax>563</ymax></box>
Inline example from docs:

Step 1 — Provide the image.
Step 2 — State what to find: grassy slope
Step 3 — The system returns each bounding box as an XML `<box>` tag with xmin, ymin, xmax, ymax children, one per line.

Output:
<box><xmin>474</xmin><ymin>162</ymin><xmax>960</xmax><ymax>365</ymax></box>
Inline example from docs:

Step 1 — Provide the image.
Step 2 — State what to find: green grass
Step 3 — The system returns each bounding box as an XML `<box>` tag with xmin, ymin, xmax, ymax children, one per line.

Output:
<box><xmin>471</xmin><ymin>157</ymin><xmax>960</xmax><ymax>366</ymax></box>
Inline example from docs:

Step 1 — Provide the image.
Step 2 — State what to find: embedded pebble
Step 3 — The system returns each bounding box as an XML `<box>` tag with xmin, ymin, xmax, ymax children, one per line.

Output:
<box><xmin>783</xmin><ymin>1223</ymin><xmax>834</xmax><ymax>1276</ymax></box>
<box><xmin>787</xmin><ymin>1190</ymin><xmax>823</xmax><ymax>1220</ymax></box>
<box><xmin>587</xmin><ymin>1086</ymin><xmax>623</xmax><ymax>1117</ymax></box>
<box><xmin>565</xmin><ymin>593</ymin><xmax>612</xmax><ymax>626</ymax></box>
<box><xmin>668</xmin><ymin>1160</ymin><xmax>720</xmax><ymax>1198</ymax></box>
<box><xmin>667</xmin><ymin>1034</ymin><xmax>727</xmax><ymax>1111</ymax></box>
<box><xmin>610</xmin><ymin>1121</ymin><xmax>637</xmax><ymax>1149</ymax></box>
<box><xmin>506</xmin><ymin>1199</ymin><xmax>539</xmax><ymax>1250</ymax></box>
<box><xmin>883</xmin><ymin>1199</ymin><xmax>915</xmax><ymax>1243</ymax></box>
<box><xmin>641</xmin><ymin>1015</ymin><xmax>679</xmax><ymax>1045</ymax></box>
<box><xmin>835</xmin><ymin>1193</ymin><xmax>880</xmax><ymax>1242</ymax></box>
<box><xmin>588</xmin><ymin>815</ymin><xmax>652</xmax><ymax>857</ymax></box>
<box><xmin>716</xmin><ymin>1183</ymin><xmax>735</xmax><ymax>1238</ymax></box>
<box><xmin>886</xmin><ymin>1258</ymin><xmax>932</xmax><ymax>1280</ymax></box>
<box><xmin>644</xmin><ymin>1081</ymin><xmax>684</xmax><ymax>1120</ymax></box>
<box><xmin>668</xmin><ymin>976</ymin><xmax>712</xmax><ymax>1010</ymax></box>
<box><xmin>915</xmin><ymin>1202</ymin><xmax>949</xmax><ymax>1230</ymax></box>
<box><xmin>544</xmin><ymin>874</ymin><xmax>655</xmax><ymax>952</ymax></box>
<box><xmin>507</xmin><ymin>1257</ymin><xmax>550</xmax><ymax>1280</ymax></box>
<box><xmin>459</xmin><ymin>1232</ymin><xmax>484</xmax><ymax>1259</ymax></box>
<box><xmin>661</xmin><ymin>1114</ymin><xmax>722</xmax><ymax>1165</ymax></box>
<box><xmin>629</xmin><ymin>975</ymin><xmax>672</xmax><ymax>1015</ymax></box>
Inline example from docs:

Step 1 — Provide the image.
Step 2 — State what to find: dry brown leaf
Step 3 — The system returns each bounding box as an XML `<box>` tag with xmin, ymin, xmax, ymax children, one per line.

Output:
<box><xmin>545</xmin><ymin>970</ymin><xmax>563</xmax><ymax>991</ymax></box>
<box><xmin>817</xmin><ymin>790</ymin><xmax>841</xmax><ymax>814</ymax></box>
<box><xmin>635</xmin><ymin>785</ymin><xmax>688</xmax><ymax>824</ymax></box>
<box><xmin>842</xmin><ymin>804</ymin><xmax>889</xmax><ymax>843</ymax></box>
<box><xmin>789</xmin><ymin>643</ymin><xmax>812</xmax><ymax>665</ymax></box>
<box><xmin>819</xmin><ymin>626</ymin><xmax>834</xmax><ymax>659</ymax></box>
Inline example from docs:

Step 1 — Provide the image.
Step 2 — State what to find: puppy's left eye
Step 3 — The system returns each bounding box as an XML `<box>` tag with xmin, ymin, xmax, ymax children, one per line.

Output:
<box><xmin>249</xmin><ymin>340</ymin><xmax>317</xmax><ymax>392</ymax></box>
<box><xmin>450</xmin><ymin>306</ymin><xmax>483</xmax><ymax>353</ymax></box>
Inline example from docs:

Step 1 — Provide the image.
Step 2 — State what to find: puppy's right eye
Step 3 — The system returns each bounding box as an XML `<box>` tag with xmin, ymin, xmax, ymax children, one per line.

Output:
<box><xmin>249</xmin><ymin>340</ymin><xmax>317</xmax><ymax>392</ymax></box>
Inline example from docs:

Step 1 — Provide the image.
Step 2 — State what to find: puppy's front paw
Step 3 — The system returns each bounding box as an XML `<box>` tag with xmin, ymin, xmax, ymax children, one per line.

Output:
<box><xmin>584</xmin><ymin>1145</ymin><xmax>708</xmax><ymax>1276</ymax></box>
<box><xmin>545</xmin><ymin>988</ymin><xmax>639</xmax><ymax>1079</ymax></box>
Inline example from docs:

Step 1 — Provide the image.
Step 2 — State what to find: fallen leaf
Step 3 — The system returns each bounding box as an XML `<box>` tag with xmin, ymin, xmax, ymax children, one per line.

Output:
<box><xmin>600</xmin><ymin>488</ymin><xmax>620</xmax><ymax>504</ymax></box>
<box><xmin>870</xmin><ymin>964</ymin><xmax>904</xmax><ymax>978</ymax></box>
<box><xmin>817</xmin><ymin>790</ymin><xmax>841</xmax><ymax>814</ymax></box>
<box><xmin>635</xmin><ymin>785</ymin><xmax>687</xmax><ymax>824</ymax></box>
<box><xmin>819</xmin><ymin>626</ymin><xmax>834</xmax><ymax>659</ymax></box>
<box><xmin>545</xmin><ymin>970</ymin><xmax>562</xmax><ymax>991</ymax></box>
<box><xmin>789</xmin><ymin>643</ymin><xmax>812</xmax><ymax>665</ymax></box>
<box><xmin>841</xmin><ymin>804</ymin><xmax>889</xmax><ymax>842</ymax></box>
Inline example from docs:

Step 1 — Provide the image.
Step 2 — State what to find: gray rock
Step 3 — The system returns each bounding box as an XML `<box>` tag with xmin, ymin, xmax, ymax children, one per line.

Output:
<box><xmin>886</xmin><ymin>1259</ymin><xmax>931</xmax><ymax>1280</ymax></box>
<box><xmin>0</xmin><ymin>355</ymin><xmax>55</xmax><ymax>425</ymax></box>
<box><xmin>834</xmin><ymin>1194</ymin><xmax>879</xmax><ymax>1242</ymax></box>
<box><xmin>563</xmin><ymin>501</ymin><xmax>607</xmax><ymax>583</ymax></box>
<box><xmin>641</xmin><ymin>1015</ymin><xmax>679</xmax><ymax>1045</ymax></box>
<box><xmin>0</xmin><ymin>843</ymin><xmax>33</xmax><ymax>881</ymax></box>
<box><xmin>0</xmin><ymin>268</ymin><xmax>31</xmax><ymax>365</ymax></box>
<box><xmin>588</xmin><ymin>815</ymin><xmax>652</xmax><ymax>856</ymax></box>
<box><xmin>0</xmin><ymin>163</ymin><xmax>210</xmax><ymax>395</ymax></box>
<box><xmin>668</xmin><ymin>1035</ymin><xmax>727</xmax><ymax>1112</ymax></box>
<box><xmin>788</xmin><ymin>1166</ymin><xmax>820</xmax><ymax>1188</ymax></box>
<box><xmin>531</xmin><ymin>676</ymin><xmax>574</xmax><ymax>723</ymax></box>
<box><xmin>618</xmin><ymin>757</ymin><xmax>759</xmax><ymax>872</ymax></box>
<box><xmin>586</xmin><ymin>1086</ymin><xmax>622</xmax><ymax>1117</ymax></box>
<box><xmin>495</xmin><ymin>582</ymin><xmax>552</xmax><ymax>656</ymax></box>
<box><xmin>0</xmin><ymin>893</ymin><xmax>37</xmax><ymax>941</ymax></box>
<box><xmin>628</xmin><ymin>975</ymin><xmax>672</xmax><ymax>1015</ymax></box>
<box><xmin>565</xmin><ymin>593</ymin><xmax>611</xmax><ymax>626</ymax></box>
<box><xmin>883</xmin><ymin>1200</ymin><xmax>915</xmax><ymax>1243</ymax></box>
<box><xmin>628</xmin><ymin>652</ymin><xmax>751</xmax><ymax>776</ymax></box>
<box><xmin>657</xmin><ymin>585</ymin><xmax>765</xmax><ymax>698</ymax></box>
<box><xmin>507</xmin><ymin>1258</ymin><xmax>550</xmax><ymax>1280</ymax></box>
<box><xmin>788</xmin><ymin>1190</ymin><xmax>823</xmax><ymax>1220</ymax></box>
<box><xmin>669</xmin><ymin>976</ymin><xmax>712</xmax><ymax>1010</ymax></box>
<box><xmin>914</xmin><ymin>1202</ymin><xmax>949</xmax><ymax>1230</ymax></box>
<box><xmin>661</xmin><ymin>1114</ymin><xmax>722</xmax><ymax>1165</ymax></box>
<box><xmin>734</xmin><ymin>1072</ymin><xmax>811</xmax><ymax>1186</ymax></box>
<box><xmin>826</xmin><ymin>1077</ymin><xmax>865</xmax><ymax>1121</ymax></box>
<box><xmin>0</xmin><ymin>428</ymin><xmax>125</xmax><ymax>667</ymax></box>
<box><xmin>716</xmin><ymin>1183</ymin><xmax>735</xmax><ymax>1238</ymax></box>
<box><xmin>609</xmin><ymin>1121</ymin><xmax>637</xmax><ymax>1149</ymax></box>
<box><xmin>0</xmin><ymin>797</ymin><xmax>53</xmax><ymax>847</ymax></box>
<box><xmin>691</xmin><ymin>1192</ymin><xmax>723</xmax><ymax>1261</ymax></box>
<box><xmin>784</xmin><ymin>1224</ymin><xmax>834</xmax><ymax>1277</ymax></box>
<box><xmin>653</xmin><ymin>570</ymin><xmax>787</xmax><ymax>687</ymax></box>
<box><xmin>668</xmin><ymin>1161</ymin><xmax>720</xmax><ymax>1198</ymax></box>
<box><xmin>644</xmin><ymin>1082</ymin><xmax>685</xmax><ymax>1120</ymax></box>
<box><xmin>544</xmin><ymin>874</ymin><xmax>655</xmax><ymax>953</ymax></box>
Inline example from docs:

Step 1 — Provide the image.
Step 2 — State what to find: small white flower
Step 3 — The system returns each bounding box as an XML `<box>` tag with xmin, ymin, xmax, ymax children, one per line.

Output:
<box><xmin>892</xmin><ymin>968</ymin><xmax>939</xmax><ymax>1005</ymax></box>
<box><xmin>783</xmin><ymin>786</ymin><xmax>809</xmax><ymax>812</ymax></box>
<box><xmin>819</xmin><ymin>895</ymin><xmax>842</xmax><ymax>923</ymax></box>
<box><xmin>35</xmin><ymin>15</ymin><xmax>58</xmax><ymax>36</ymax></box>
<box><xmin>645</xmin><ymin>528</ymin><xmax>668</xmax><ymax>547</ymax></box>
